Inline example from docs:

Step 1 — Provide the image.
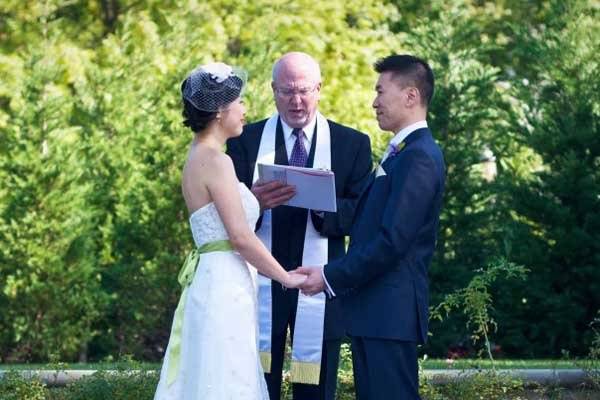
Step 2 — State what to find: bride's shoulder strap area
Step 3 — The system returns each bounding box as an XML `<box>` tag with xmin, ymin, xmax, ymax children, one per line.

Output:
<box><xmin>211</xmin><ymin>151</ymin><xmax>236</xmax><ymax>174</ymax></box>
<box><xmin>205</xmin><ymin>152</ymin><xmax>240</xmax><ymax>196</ymax></box>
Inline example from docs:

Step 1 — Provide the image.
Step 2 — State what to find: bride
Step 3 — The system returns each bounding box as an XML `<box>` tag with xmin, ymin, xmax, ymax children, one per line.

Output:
<box><xmin>154</xmin><ymin>62</ymin><xmax>306</xmax><ymax>400</ymax></box>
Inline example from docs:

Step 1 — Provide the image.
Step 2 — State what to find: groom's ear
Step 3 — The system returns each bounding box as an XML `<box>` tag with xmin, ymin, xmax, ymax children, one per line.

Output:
<box><xmin>406</xmin><ymin>87</ymin><xmax>420</xmax><ymax>108</ymax></box>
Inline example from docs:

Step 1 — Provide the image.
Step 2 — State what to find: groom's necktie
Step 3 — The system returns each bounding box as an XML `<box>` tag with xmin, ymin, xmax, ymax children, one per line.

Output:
<box><xmin>289</xmin><ymin>128</ymin><xmax>308</xmax><ymax>167</ymax></box>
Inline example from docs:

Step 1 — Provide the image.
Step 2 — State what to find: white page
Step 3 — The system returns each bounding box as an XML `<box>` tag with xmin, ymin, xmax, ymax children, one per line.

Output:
<box><xmin>257</xmin><ymin>163</ymin><xmax>337</xmax><ymax>212</ymax></box>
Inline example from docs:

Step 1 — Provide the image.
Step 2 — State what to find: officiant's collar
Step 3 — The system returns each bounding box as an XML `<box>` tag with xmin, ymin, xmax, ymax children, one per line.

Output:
<box><xmin>389</xmin><ymin>120</ymin><xmax>428</xmax><ymax>148</ymax></box>
<box><xmin>280</xmin><ymin>116</ymin><xmax>317</xmax><ymax>144</ymax></box>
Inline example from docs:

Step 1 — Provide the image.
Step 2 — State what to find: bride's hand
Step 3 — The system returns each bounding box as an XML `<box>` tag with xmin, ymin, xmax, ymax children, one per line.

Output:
<box><xmin>283</xmin><ymin>271</ymin><xmax>307</xmax><ymax>289</ymax></box>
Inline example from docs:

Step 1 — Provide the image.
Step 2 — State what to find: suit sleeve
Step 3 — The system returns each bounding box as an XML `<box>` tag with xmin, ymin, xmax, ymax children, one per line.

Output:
<box><xmin>323</xmin><ymin>149</ymin><xmax>439</xmax><ymax>295</ymax></box>
<box><xmin>311</xmin><ymin>133</ymin><xmax>373</xmax><ymax>237</ymax></box>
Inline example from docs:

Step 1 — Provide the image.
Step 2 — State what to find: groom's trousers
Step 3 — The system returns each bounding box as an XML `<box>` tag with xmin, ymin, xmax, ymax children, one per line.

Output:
<box><xmin>351</xmin><ymin>336</ymin><xmax>421</xmax><ymax>400</ymax></box>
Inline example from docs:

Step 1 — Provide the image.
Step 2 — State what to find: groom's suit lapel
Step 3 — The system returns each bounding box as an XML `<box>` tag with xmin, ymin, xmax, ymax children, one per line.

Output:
<box><xmin>381</xmin><ymin>127</ymin><xmax>430</xmax><ymax>169</ymax></box>
<box><xmin>352</xmin><ymin>127</ymin><xmax>432</xmax><ymax>234</ymax></box>
<box><xmin>391</xmin><ymin>127</ymin><xmax>428</xmax><ymax>156</ymax></box>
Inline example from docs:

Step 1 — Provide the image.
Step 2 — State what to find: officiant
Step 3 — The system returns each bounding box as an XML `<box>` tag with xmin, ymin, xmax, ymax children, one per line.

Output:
<box><xmin>226</xmin><ymin>52</ymin><xmax>372</xmax><ymax>400</ymax></box>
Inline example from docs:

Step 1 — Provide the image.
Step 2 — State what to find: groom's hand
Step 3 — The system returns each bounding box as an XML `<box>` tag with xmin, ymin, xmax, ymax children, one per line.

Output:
<box><xmin>251</xmin><ymin>180</ymin><xmax>296</xmax><ymax>210</ymax></box>
<box><xmin>295</xmin><ymin>266</ymin><xmax>326</xmax><ymax>296</ymax></box>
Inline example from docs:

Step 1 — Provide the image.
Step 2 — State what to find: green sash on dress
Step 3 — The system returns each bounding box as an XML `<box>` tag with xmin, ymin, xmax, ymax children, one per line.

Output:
<box><xmin>166</xmin><ymin>239</ymin><xmax>233</xmax><ymax>386</ymax></box>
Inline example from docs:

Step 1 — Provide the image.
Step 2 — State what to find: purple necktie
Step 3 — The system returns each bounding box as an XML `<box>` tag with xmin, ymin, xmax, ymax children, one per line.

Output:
<box><xmin>289</xmin><ymin>128</ymin><xmax>308</xmax><ymax>167</ymax></box>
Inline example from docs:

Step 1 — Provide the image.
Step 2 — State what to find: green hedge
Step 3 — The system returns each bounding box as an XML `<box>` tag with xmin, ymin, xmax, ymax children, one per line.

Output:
<box><xmin>1</xmin><ymin>0</ymin><xmax>598</xmax><ymax>362</ymax></box>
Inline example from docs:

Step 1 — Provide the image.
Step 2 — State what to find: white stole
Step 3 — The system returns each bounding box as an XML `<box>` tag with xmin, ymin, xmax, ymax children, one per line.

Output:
<box><xmin>254</xmin><ymin>112</ymin><xmax>329</xmax><ymax>385</ymax></box>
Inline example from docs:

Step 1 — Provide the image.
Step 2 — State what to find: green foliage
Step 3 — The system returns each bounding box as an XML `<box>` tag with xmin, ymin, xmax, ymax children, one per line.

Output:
<box><xmin>48</xmin><ymin>369</ymin><xmax>158</xmax><ymax>400</ymax></box>
<box><xmin>2</xmin><ymin>361</ymin><xmax>600</xmax><ymax>399</ymax></box>
<box><xmin>431</xmin><ymin>259</ymin><xmax>528</xmax><ymax>362</ymax></box>
<box><xmin>0</xmin><ymin>46</ymin><xmax>109</xmax><ymax>361</ymax></box>
<box><xmin>0</xmin><ymin>0</ymin><xmax>598</xmax><ymax>363</ymax></box>
<box><xmin>0</xmin><ymin>0</ymin><xmax>400</xmax><ymax>363</ymax></box>
<box><xmin>0</xmin><ymin>371</ymin><xmax>46</xmax><ymax>400</ymax></box>
<box><xmin>493</xmin><ymin>0</ymin><xmax>600</xmax><ymax>357</ymax></box>
<box><xmin>0</xmin><ymin>359</ymin><xmax>158</xmax><ymax>400</ymax></box>
<box><xmin>577</xmin><ymin>310</ymin><xmax>600</xmax><ymax>390</ymax></box>
<box><xmin>438</xmin><ymin>370</ymin><xmax>525</xmax><ymax>400</ymax></box>
<box><xmin>336</xmin><ymin>343</ymin><xmax>356</xmax><ymax>400</ymax></box>
<box><xmin>419</xmin><ymin>357</ymin><xmax>447</xmax><ymax>400</ymax></box>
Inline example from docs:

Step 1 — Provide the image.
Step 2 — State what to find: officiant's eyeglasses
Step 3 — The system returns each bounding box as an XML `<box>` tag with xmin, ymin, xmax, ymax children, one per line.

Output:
<box><xmin>275</xmin><ymin>85</ymin><xmax>319</xmax><ymax>99</ymax></box>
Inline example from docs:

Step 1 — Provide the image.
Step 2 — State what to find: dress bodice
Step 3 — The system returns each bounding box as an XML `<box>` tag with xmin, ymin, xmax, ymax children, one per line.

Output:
<box><xmin>189</xmin><ymin>182</ymin><xmax>260</xmax><ymax>247</ymax></box>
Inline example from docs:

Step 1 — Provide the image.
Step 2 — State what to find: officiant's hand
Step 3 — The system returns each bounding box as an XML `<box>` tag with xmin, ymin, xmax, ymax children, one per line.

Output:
<box><xmin>283</xmin><ymin>271</ymin><xmax>308</xmax><ymax>289</ymax></box>
<box><xmin>251</xmin><ymin>181</ymin><xmax>296</xmax><ymax>210</ymax></box>
<box><xmin>294</xmin><ymin>266</ymin><xmax>326</xmax><ymax>296</ymax></box>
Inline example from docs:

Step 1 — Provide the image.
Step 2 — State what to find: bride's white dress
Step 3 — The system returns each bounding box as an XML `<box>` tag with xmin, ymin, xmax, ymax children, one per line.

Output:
<box><xmin>154</xmin><ymin>182</ymin><xmax>269</xmax><ymax>400</ymax></box>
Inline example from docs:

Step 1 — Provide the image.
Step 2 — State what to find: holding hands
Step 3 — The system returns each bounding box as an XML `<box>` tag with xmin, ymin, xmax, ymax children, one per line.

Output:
<box><xmin>283</xmin><ymin>271</ymin><xmax>308</xmax><ymax>289</ymax></box>
<box><xmin>292</xmin><ymin>266</ymin><xmax>326</xmax><ymax>296</ymax></box>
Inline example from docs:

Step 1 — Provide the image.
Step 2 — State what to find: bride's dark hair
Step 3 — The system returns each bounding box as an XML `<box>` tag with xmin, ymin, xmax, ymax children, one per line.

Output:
<box><xmin>181</xmin><ymin>96</ymin><xmax>217</xmax><ymax>133</ymax></box>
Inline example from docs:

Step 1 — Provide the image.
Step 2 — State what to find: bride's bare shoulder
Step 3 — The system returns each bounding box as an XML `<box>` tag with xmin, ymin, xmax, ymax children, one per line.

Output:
<box><xmin>185</xmin><ymin>145</ymin><xmax>234</xmax><ymax>177</ymax></box>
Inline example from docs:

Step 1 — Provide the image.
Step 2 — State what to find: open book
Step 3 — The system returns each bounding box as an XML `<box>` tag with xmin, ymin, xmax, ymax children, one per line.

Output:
<box><xmin>257</xmin><ymin>163</ymin><xmax>337</xmax><ymax>212</ymax></box>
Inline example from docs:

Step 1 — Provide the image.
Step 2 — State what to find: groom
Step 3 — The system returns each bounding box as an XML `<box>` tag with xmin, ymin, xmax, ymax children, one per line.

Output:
<box><xmin>297</xmin><ymin>54</ymin><xmax>446</xmax><ymax>399</ymax></box>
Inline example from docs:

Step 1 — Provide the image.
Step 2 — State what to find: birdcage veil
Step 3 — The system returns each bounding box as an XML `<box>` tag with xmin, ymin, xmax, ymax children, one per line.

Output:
<box><xmin>181</xmin><ymin>62</ymin><xmax>247</xmax><ymax>112</ymax></box>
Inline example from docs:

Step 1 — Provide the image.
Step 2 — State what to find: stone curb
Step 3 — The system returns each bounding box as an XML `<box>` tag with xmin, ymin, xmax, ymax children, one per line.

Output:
<box><xmin>1</xmin><ymin>369</ymin><xmax>597</xmax><ymax>387</ymax></box>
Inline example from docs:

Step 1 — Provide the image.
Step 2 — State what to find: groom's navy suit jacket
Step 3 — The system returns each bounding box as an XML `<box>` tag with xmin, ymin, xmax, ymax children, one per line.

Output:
<box><xmin>227</xmin><ymin>117</ymin><xmax>372</xmax><ymax>340</ymax></box>
<box><xmin>324</xmin><ymin>127</ymin><xmax>445</xmax><ymax>343</ymax></box>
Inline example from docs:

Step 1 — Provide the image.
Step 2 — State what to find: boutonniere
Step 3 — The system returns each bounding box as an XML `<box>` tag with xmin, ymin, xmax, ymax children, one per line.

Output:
<box><xmin>389</xmin><ymin>142</ymin><xmax>406</xmax><ymax>157</ymax></box>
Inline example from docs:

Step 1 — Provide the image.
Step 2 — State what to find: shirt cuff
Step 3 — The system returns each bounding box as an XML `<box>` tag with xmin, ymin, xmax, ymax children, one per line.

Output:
<box><xmin>321</xmin><ymin>267</ymin><xmax>336</xmax><ymax>298</ymax></box>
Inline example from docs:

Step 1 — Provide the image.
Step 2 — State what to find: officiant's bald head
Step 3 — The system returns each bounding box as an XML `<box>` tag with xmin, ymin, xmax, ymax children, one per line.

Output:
<box><xmin>271</xmin><ymin>52</ymin><xmax>322</xmax><ymax>129</ymax></box>
<box><xmin>272</xmin><ymin>52</ymin><xmax>321</xmax><ymax>82</ymax></box>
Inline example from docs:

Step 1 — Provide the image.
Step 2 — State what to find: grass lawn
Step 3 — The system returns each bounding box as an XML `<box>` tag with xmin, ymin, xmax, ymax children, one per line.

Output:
<box><xmin>422</xmin><ymin>358</ymin><xmax>584</xmax><ymax>370</ymax></box>
<box><xmin>0</xmin><ymin>362</ymin><xmax>157</xmax><ymax>371</ymax></box>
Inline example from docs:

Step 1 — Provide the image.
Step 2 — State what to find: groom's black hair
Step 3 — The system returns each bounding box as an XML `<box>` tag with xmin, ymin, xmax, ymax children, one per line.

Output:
<box><xmin>374</xmin><ymin>54</ymin><xmax>434</xmax><ymax>107</ymax></box>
